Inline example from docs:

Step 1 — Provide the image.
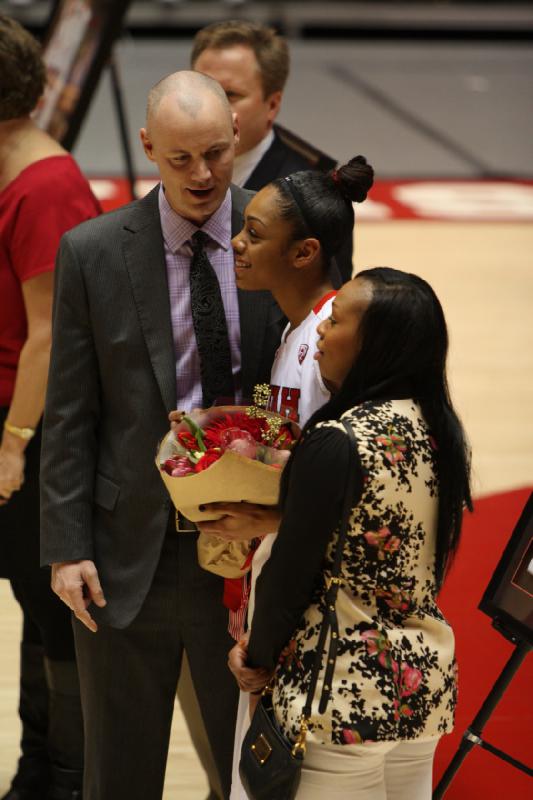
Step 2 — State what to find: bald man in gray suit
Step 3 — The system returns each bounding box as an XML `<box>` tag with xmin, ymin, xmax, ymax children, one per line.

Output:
<box><xmin>40</xmin><ymin>72</ymin><xmax>283</xmax><ymax>800</ymax></box>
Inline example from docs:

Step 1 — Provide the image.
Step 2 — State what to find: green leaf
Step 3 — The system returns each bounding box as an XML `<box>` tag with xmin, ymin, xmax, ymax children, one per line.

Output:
<box><xmin>182</xmin><ymin>415</ymin><xmax>207</xmax><ymax>453</ymax></box>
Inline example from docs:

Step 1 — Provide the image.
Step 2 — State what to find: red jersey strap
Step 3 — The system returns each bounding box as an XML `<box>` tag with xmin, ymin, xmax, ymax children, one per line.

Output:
<box><xmin>313</xmin><ymin>290</ymin><xmax>337</xmax><ymax>315</ymax></box>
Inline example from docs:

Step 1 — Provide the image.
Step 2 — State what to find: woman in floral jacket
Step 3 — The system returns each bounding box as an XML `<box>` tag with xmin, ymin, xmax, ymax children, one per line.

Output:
<box><xmin>230</xmin><ymin>267</ymin><xmax>472</xmax><ymax>799</ymax></box>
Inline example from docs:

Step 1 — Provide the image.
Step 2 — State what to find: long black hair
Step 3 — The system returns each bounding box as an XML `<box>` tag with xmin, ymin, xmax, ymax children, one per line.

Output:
<box><xmin>272</xmin><ymin>155</ymin><xmax>374</xmax><ymax>261</ymax></box>
<box><xmin>281</xmin><ymin>267</ymin><xmax>472</xmax><ymax>590</ymax></box>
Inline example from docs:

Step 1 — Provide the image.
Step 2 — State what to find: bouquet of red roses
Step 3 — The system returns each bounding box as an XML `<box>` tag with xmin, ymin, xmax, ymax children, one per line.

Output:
<box><xmin>157</xmin><ymin>404</ymin><xmax>298</xmax><ymax>524</ymax></box>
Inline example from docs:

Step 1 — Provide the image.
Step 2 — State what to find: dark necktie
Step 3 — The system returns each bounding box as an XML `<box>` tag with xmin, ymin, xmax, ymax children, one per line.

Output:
<box><xmin>189</xmin><ymin>231</ymin><xmax>234</xmax><ymax>407</ymax></box>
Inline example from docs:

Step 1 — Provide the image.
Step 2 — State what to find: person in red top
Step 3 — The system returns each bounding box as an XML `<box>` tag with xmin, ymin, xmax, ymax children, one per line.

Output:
<box><xmin>0</xmin><ymin>15</ymin><xmax>101</xmax><ymax>800</ymax></box>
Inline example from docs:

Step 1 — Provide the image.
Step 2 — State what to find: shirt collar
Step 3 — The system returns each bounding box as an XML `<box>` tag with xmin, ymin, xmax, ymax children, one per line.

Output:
<box><xmin>158</xmin><ymin>183</ymin><xmax>232</xmax><ymax>252</ymax></box>
<box><xmin>232</xmin><ymin>129</ymin><xmax>275</xmax><ymax>187</ymax></box>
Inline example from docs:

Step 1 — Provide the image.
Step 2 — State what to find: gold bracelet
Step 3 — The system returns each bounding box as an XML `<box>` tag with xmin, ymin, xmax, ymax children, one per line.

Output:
<box><xmin>3</xmin><ymin>420</ymin><xmax>36</xmax><ymax>441</ymax></box>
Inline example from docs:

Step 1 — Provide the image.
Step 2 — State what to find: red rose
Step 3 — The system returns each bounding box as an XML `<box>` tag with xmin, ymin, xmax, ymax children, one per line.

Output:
<box><xmin>342</xmin><ymin>728</ymin><xmax>362</xmax><ymax>745</ymax></box>
<box><xmin>161</xmin><ymin>457</ymin><xmax>182</xmax><ymax>475</ymax></box>
<box><xmin>170</xmin><ymin>457</ymin><xmax>195</xmax><ymax>477</ymax></box>
<box><xmin>400</xmin><ymin>664</ymin><xmax>422</xmax><ymax>696</ymax></box>
<box><xmin>194</xmin><ymin>449</ymin><xmax>222</xmax><ymax>472</ymax></box>
<box><xmin>177</xmin><ymin>431</ymin><xmax>199</xmax><ymax>450</ymax></box>
<box><xmin>204</xmin><ymin>413</ymin><xmax>268</xmax><ymax>447</ymax></box>
<box><xmin>161</xmin><ymin>456</ymin><xmax>195</xmax><ymax>476</ymax></box>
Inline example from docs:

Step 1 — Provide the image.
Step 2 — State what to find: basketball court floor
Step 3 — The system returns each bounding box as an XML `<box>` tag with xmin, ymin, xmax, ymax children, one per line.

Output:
<box><xmin>1</xmin><ymin>35</ymin><xmax>532</xmax><ymax>799</ymax></box>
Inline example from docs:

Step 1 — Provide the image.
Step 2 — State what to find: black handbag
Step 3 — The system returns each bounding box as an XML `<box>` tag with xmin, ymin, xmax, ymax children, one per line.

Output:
<box><xmin>239</xmin><ymin>687</ymin><xmax>306</xmax><ymax>800</ymax></box>
<box><xmin>239</xmin><ymin>420</ymin><xmax>357</xmax><ymax>800</ymax></box>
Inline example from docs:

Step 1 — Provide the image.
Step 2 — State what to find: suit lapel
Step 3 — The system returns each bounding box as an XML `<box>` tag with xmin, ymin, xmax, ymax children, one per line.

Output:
<box><xmin>238</xmin><ymin>289</ymin><xmax>269</xmax><ymax>397</ymax></box>
<box><xmin>122</xmin><ymin>187</ymin><xmax>177</xmax><ymax>412</ymax></box>
<box><xmin>244</xmin><ymin>135</ymin><xmax>286</xmax><ymax>191</ymax></box>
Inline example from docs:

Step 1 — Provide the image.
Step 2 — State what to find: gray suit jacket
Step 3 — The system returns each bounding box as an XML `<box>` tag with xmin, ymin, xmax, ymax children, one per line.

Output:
<box><xmin>40</xmin><ymin>184</ymin><xmax>284</xmax><ymax>628</ymax></box>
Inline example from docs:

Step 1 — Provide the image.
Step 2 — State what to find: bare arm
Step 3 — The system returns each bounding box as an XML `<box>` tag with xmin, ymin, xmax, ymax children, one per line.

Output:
<box><xmin>0</xmin><ymin>272</ymin><xmax>53</xmax><ymax>503</ymax></box>
<box><xmin>0</xmin><ymin>270</ymin><xmax>105</xmax><ymax>630</ymax></box>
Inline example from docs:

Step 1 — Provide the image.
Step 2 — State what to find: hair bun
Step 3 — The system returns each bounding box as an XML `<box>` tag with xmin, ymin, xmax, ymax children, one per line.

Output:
<box><xmin>333</xmin><ymin>155</ymin><xmax>374</xmax><ymax>203</ymax></box>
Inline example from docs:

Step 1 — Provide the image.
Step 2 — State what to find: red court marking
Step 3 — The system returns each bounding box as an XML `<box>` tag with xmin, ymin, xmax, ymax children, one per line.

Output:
<box><xmin>434</xmin><ymin>487</ymin><xmax>533</xmax><ymax>798</ymax></box>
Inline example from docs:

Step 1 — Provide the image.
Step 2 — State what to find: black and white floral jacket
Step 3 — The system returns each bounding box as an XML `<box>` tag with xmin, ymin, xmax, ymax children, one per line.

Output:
<box><xmin>251</xmin><ymin>399</ymin><xmax>457</xmax><ymax>747</ymax></box>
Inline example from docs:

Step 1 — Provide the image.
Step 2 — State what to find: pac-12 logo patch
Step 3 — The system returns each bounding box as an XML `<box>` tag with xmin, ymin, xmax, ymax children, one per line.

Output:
<box><xmin>298</xmin><ymin>344</ymin><xmax>309</xmax><ymax>364</ymax></box>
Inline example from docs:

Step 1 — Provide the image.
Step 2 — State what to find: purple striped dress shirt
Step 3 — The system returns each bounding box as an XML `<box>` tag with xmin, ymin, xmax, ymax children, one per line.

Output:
<box><xmin>158</xmin><ymin>184</ymin><xmax>242</xmax><ymax>411</ymax></box>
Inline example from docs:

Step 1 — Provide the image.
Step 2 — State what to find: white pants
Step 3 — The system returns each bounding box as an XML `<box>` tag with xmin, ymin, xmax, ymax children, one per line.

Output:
<box><xmin>230</xmin><ymin>531</ymin><xmax>439</xmax><ymax>800</ymax></box>
<box><xmin>230</xmin><ymin>534</ymin><xmax>277</xmax><ymax>800</ymax></box>
<box><xmin>294</xmin><ymin>737</ymin><xmax>439</xmax><ymax>800</ymax></box>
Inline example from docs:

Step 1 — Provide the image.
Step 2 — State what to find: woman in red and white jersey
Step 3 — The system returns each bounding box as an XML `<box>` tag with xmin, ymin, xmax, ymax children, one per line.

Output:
<box><xmin>227</xmin><ymin>156</ymin><xmax>374</xmax><ymax>798</ymax></box>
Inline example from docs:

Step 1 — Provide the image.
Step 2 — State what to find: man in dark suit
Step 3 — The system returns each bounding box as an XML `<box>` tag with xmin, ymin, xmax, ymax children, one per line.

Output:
<box><xmin>191</xmin><ymin>20</ymin><xmax>353</xmax><ymax>283</ymax></box>
<box><xmin>40</xmin><ymin>71</ymin><xmax>283</xmax><ymax>800</ymax></box>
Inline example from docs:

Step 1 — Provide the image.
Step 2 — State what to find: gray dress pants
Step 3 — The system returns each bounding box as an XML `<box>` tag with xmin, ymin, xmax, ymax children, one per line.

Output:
<box><xmin>73</xmin><ymin>523</ymin><xmax>238</xmax><ymax>800</ymax></box>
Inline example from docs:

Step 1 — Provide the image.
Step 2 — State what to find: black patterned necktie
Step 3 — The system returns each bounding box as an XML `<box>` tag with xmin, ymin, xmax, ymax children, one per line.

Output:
<box><xmin>189</xmin><ymin>231</ymin><xmax>234</xmax><ymax>407</ymax></box>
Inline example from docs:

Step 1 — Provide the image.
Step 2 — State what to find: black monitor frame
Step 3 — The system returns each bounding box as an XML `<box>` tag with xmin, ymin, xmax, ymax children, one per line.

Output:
<box><xmin>479</xmin><ymin>490</ymin><xmax>533</xmax><ymax>646</ymax></box>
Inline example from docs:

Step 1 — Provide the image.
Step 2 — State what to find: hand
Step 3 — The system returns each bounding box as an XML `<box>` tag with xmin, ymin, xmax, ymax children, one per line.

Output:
<box><xmin>51</xmin><ymin>560</ymin><xmax>107</xmax><ymax>633</ymax></box>
<box><xmin>168</xmin><ymin>407</ymin><xmax>204</xmax><ymax>435</ymax></box>
<box><xmin>169</xmin><ymin>409</ymin><xmax>189</xmax><ymax>434</ymax></box>
<box><xmin>228</xmin><ymin>635</ymin><xmax>272</xmax><ymax>693</ymax></box>
<box><xmin>0</xmin><ymin>446</ymin><xmax>25</xmax><ymax>506</ymax></box>
<box><xmin>197</xmin><ymin>502</ymin><xmax>281</xmax><ymax>541</ymax></box>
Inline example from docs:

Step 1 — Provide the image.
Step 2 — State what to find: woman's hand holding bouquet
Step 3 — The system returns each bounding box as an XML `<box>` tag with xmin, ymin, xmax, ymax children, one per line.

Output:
<box><xmin>195</xmin><ymin>502</ymin><xmax>282</xmax><ymax>541</ymax></box>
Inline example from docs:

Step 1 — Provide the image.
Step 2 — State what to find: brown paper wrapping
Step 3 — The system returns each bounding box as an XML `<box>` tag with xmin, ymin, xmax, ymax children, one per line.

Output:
<box><xmin>156</xmin><ymin>408</ymin><xmax>298</xmax><ymax>577</ymax></box>
<box><xmin>156</xmin><ymin>429</ymin><xmax>283</xmax><ymax>522</ymax></box>
<box><xmin>156</xmin><ymin>427</ymin><xmax>284</xmax><ymax>578</ymax></box>
<box><xmin>196</xmin><ymin>534</ymin><xmax>251</xmax><ymax>579</ymax></box>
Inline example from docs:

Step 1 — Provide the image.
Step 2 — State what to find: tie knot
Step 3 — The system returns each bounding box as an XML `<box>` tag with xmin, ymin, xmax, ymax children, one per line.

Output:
<box><xmin>191</xmin><ymin>231</ymin><xmax>210</xmax><ymax>254</ymax></box>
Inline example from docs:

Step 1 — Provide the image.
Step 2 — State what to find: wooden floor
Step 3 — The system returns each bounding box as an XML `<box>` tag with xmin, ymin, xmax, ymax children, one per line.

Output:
<box><xmin>355</xmin><ymin>221</ymin><xmax>533</xmax><ymax>498</ymax></box>
<box><xmin>1</xmin><ymin>219</ymin><xmax>532</xmax><ymax>798</ymax></box>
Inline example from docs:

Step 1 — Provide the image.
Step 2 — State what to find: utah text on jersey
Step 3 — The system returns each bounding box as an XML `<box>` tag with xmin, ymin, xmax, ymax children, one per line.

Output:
<box><xmin>267</xmin><ymin>385</ymin><xmax>301</xmax><ymax>423</ymax></box>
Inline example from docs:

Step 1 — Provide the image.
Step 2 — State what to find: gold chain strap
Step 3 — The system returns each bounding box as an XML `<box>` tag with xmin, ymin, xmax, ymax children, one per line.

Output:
<box><xmin>262</xmin><ymin>676</ymin><xmax>309</xmax><ymax>757</ymax></box>
<box><xmin>291</xmin><ymin>715</ymin><xmax>309</xmax><ymax>757</ymax></box>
